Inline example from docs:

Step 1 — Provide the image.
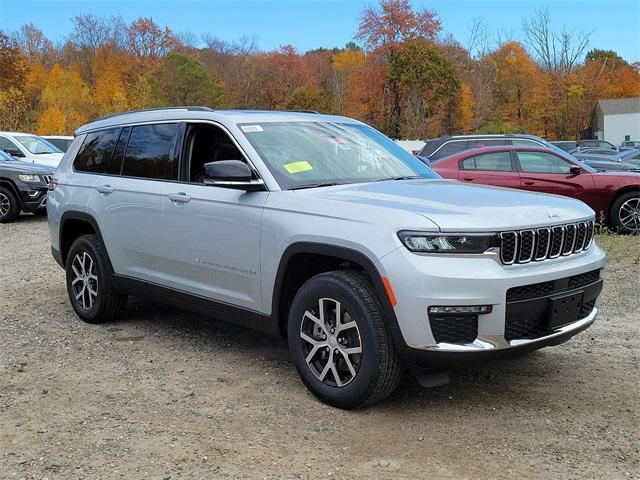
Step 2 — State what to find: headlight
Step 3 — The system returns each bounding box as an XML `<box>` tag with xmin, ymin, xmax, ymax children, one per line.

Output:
<box><xmin>398</xmin><ymin>231</ymin><xmax>499</xmax><ymax>254</ymax></box>
<box><xmin>18</xmin><ymin>174</ymin><xmax>41</xmax><ymax>183</ymax></box>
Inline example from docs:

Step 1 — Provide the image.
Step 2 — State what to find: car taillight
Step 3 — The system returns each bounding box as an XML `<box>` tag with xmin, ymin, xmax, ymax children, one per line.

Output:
<box><xmin>48</xmin><ymin>178</ymin><xmax>58</xmax><ymax>191</ymax></box>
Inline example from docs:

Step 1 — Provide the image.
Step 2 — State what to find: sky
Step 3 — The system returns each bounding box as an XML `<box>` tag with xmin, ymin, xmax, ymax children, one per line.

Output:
<box><xmin>1</xmin><ymin>0</ymin><xmax>639</xmax><ymax>62</ymax></box>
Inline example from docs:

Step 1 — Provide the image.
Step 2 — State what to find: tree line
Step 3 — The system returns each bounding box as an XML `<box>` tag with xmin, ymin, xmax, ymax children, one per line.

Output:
<box><xmin>1</xmin><ymin>0</ymin><xmax>638</xmax><ymax>140</ymax></box>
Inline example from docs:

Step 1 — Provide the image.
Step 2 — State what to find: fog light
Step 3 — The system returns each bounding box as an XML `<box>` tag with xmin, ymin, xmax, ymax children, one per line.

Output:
<box><xmin>428</xmin><ymin>305</ymin><xmax>492</xmax><ymax>315</ymax></box>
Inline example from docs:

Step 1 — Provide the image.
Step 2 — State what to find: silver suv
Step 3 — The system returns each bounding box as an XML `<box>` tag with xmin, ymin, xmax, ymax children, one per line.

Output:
<box><xmin>48</xmin><ymin>108</ymin><xmax>606</xmax><ymax>408</ymax></box>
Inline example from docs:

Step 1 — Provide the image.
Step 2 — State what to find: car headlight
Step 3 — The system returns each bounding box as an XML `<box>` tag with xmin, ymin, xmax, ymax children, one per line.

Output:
<box><xmin>18</xmin><ymin>174</ymin><xmax>41</xmax><ymax>183</ymax></box>
<box><xmin>398</xmin><ymin>231</ymin><xmax>499</xmax><ymax>254</ymax></box>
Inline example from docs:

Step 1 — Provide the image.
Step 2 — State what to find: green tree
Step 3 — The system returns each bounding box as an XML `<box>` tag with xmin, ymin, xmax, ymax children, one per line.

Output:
<box><xmin>285</xmin><ymin>85</ymin><xmax>331</xmax><ymax>112</ymax></box>
<box><xmin>153</xmin><ymin>52</ymin><xmax>226</xmax><ymax>107</ymax></box>
<box><xmin>388</xmin><ymin>39</ymin><xmax>459</xmax><ymax>138</ymax></box>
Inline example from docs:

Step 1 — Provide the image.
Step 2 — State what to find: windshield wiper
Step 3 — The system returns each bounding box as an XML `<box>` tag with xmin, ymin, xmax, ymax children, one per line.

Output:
<box><xmin>289</xmin><ymin>182</ymin><xmax>343</xmax><ymax>190</ymax></box>
<box><xmin>375</xmin><ymin>175</ymin><xmax>421</xmax><ymax>182</ymax></box>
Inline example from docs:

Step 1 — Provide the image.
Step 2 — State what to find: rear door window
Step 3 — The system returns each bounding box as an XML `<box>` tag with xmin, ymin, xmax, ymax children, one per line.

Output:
<box><xmin>461</xmin><ymin>151</ymin><xmax>513</xmax><ymax>171</ymax></box>
<box><xmin>120</xmin><ymin>124</ymin><xmax>178</xmax><ymax>180</ymax></box>
<box><xmin>74</xmin><ymin>128</ymin><xmax>121</xmax><ymax>173</ymax></box>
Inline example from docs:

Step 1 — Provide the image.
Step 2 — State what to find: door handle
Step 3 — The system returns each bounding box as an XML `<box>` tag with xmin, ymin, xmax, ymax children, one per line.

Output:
<box><xmin>96</xmin><ymin>185</ymin><xmax>114</xmax><ymax>194</ymax></box>
<box><xmin>168</xmin><ymin>193</ymin><xmax>191</xmax><ymax>203</ymax></box>
<box><xmin>524</xmin><ymin>181</ymin><xmax>535</xmax><ymax>186</ymax></box>
<box><xmin>462</xmin><ymin>177</ymin><xmax>474</xmax><ymax>182</ymax></box>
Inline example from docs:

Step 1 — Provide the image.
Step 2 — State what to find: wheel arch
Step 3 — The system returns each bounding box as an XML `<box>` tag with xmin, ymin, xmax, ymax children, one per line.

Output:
<box><xmin>271</xmin><ymin>242</ymin><xmax>401</xmax><ymax>340</ymax></box>
<box><xmin>59</xmin><ymin>211</ymin><xmax>113</xmax><ymax>270</ymax></box>
<box><xmin>608</xmin><ymin>186</ymin><xmax>640</xmax><ymax>221</ymax></box>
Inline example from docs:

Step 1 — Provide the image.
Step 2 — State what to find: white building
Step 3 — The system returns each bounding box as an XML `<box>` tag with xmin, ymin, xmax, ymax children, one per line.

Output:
<box><xmin>594</xmin><ymin>97</ymin><xmax>640</xmax><ymax>145</ymax></box>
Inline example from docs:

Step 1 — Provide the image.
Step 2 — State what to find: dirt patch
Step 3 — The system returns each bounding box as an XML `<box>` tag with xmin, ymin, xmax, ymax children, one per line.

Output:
<box><xmin>1</xmin><ymin>216</ymin><xmax>639</xmax><ymax>479</ymax></box>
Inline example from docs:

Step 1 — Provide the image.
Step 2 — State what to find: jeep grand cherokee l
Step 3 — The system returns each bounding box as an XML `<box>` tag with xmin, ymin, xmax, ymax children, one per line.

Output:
<box><xmin>48</xmin><ymin>108</ymin><xmax>606</xmax><ymax>408</ymax></box>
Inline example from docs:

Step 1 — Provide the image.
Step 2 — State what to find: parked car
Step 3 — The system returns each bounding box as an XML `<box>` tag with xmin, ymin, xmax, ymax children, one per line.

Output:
<box><xmin>0</xmin><ymin>132</ymin><xmax>64</xmax><ymax>168</ymax></box>
<box><xmin>552</xmin><ymin>140</ymin><xmax>618</xmax><ymax>152</ymax></box>
<box><xmin>574</xmin><ymin>149</ymin><xmax>640</xmax><ymax>171</ymax></box>
<box><xmin>42</xmin><ymin>135</ymin><xmax>74</xmax><ymax>152</ymax></box>
<box><xmin>431</xmin><ymin>145</ymin><xmax>640</xmax><ymax>233</ymax></box>
<box><xmin>621</xmin><ymin>141</ymin><xmax>640</xmax><ymax>148</ymax></box>
<box><xmin>0</xmin><ymin>148</ymin><xmax>54</xmax><ymax>222</ymax></box>
<box><xmin>418</xmin><ymin>134</ymin><xmax>564</xmax><ymax>161</ymax></box>
<box><xmin>49</xmin><ymin>108</ymin><xmax>606</xmax><ymax>408</ymax></box>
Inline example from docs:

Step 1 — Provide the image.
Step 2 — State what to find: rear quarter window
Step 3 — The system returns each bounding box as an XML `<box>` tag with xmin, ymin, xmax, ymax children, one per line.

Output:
<box><xmin>73</xmin><ymin>128</ymin><xmax>121</xmax><ymax>173</ymax></box>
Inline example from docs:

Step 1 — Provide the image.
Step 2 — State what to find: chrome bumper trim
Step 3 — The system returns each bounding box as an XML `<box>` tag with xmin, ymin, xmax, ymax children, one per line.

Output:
<box><xmin>425</xmin><ymin>307</ymin><xmax>597</xmax><ymax>352</ymax></box>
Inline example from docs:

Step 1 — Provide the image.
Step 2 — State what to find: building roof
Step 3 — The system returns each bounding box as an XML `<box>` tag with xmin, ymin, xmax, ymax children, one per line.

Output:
<box><xmin>598</xmin><ymin>97</ymin><xmax>640</xmax><ymax>115</ymax></box>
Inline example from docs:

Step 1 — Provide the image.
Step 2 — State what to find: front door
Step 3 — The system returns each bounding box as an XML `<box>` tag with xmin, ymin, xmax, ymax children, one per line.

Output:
<box><xmin>160</xmin><ymin>123</ymin><xmax>267</xmax><ymax>313</ymax></box>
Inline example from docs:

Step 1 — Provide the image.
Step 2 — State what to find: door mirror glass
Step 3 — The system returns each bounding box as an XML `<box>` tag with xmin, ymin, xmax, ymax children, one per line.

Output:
<box><xmin>3</xmin><ymin>148</ymin><xmax>25</xmax><ymax>158</ymax></box>
<box><xmin>203</xmin><ymin>160</ymin><xmax>264</xmax><ymax>191</ymax></box>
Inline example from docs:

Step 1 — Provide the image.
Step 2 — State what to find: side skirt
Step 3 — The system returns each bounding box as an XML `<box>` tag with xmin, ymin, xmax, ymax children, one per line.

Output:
<box><xmin>112</xmin><ymin>275</ymin><xmax>279</xmax><ymax>336</ymax></box>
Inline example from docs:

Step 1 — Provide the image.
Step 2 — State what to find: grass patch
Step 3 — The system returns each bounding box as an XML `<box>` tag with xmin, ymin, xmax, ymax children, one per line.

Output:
<box><xmin>595</xmin><ymin>232</ymin><xmax>640</xmax><ymax>264</ymax></box>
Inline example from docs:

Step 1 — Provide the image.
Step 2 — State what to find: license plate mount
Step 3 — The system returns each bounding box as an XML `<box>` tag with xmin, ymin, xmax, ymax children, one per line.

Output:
<box><xmin>548</xmin><ymin>291</ymin><xmax>584</xmax><ymax>329</ymax></box>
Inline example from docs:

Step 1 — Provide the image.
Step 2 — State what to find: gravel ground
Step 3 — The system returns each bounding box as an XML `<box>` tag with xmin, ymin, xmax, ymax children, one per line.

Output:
<box><xmin>1</xmin><ymin>215</ymin><xmax>639</xmax><ymax>480</ymax></box>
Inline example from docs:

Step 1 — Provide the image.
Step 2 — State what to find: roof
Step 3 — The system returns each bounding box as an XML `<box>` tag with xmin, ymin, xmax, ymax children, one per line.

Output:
<box><xmin>597</xmin><ymin>97</ymin><xmax>640</xmax><ymax>115</ymax></box>
<box><xmin>0</xmin><ymin>131</ymin><xmax>42</xmax><ymax>137</ymax></box>
<box><xmin>75</xmin><ymin>108</ymin><xmax>359</xmax><ymax>134</ymax></box>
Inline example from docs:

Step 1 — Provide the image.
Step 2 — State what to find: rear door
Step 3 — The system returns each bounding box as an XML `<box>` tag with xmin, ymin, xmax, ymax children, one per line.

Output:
<box><xmin>515</xmin><ymin>151</ymin><xmax>595</xmax><ymax>202</ymax></box>
<box><xmin>456</xmin><ymin>151</ymin><xmax>520</xmax><ymax>188</ymax></box>
<box><xmin>87</xmin><ymin>123</ymin><xmax>178</xmax><ymax>284</ymax></box>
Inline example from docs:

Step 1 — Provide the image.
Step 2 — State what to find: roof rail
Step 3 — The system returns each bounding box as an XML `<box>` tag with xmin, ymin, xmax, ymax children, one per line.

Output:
<box><xmin>93</xmin><ymin>106</ymin><xmax>215</xmax><ymax>123</ymax></box>
<box><xmin>284</xmin><ymin>110</ymin><xmax>320</xmax><ymax>114</ymax></box>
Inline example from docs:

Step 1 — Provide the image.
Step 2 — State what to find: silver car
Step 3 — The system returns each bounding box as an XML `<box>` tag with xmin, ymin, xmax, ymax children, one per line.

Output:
<box><xmin>48</xmin><ymin>108</ymin><xmax>606</xmax><ymax>408</ymax></box>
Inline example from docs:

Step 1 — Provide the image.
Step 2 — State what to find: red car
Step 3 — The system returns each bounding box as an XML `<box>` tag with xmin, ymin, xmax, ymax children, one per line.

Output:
<box><xmin>431</xmin><ymin>146</ymin><xmax>640</xmax><ymax>234</ymax></box>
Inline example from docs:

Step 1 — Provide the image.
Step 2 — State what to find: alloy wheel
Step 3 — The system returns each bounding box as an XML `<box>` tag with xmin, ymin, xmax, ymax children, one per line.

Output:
<box><xmin>619</xmin><ymin>197</ymin><xmax>640</xmax><ymax>232</ymax></box>
<box><xmin>71</xmin><ymin>251</ymin><xmax>99</xmax><ymax>310</ymax></box>
<box><xmin>0</xmin><ymin>192</ymin><xmax>9</xmax><ymax>217</ymax></box>
<box><xmin>299</xmin><ymin>297</ymin><xmax>362</xmax><ymax>387</ymax></box>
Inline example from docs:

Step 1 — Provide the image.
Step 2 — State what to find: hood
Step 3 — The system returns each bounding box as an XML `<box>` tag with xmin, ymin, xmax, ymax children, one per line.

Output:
<box><xmin>23</xmin><ymin>153</ymin><xmax>63</xmax><ymax>168</ymax></box>
<box><xmin>0</xmin><ymin>160</ymin><xmax>55</xmax><ymax>175</ymax></box>
<box><xmin>298</xmin><ymin>179</ymin><xmax>595</xmax><ymax>232</ymax></box>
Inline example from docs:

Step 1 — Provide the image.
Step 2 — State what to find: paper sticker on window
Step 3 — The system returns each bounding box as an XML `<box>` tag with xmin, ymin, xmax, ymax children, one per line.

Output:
<box><xmin>283</xmin><ymin>161</ymin><xmax>313</xmax><ymax>174</ymax></box>
<box><xmin>241</xmin><ymin>125</ymin><xmax>264</xmax><ymax>132</ymax></box>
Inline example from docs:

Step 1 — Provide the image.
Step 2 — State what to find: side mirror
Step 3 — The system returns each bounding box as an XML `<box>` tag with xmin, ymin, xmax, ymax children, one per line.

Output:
<box><xmin>203</xmin><ymin>160</ymin><xmax>265</xmax><ymax>191</ymax></box>
<box><xmin>3</xmin><ymin>148</ymin><xmax>25</xmax><ymax>158</ymax></box>
<box><xmin>570</xmin><ymin>165</ymin><xmax>582</xmax><ymax>175</ymax></box>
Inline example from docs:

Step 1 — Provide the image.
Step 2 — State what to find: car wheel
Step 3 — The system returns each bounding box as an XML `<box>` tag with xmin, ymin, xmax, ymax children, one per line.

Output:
<box><xmin>66</xmin><ymin>234</ymin><xmax>127</xmax><ymax>324</ymax></box>
<box><xmin>611</xmin><ymin>191</ymin><xmax>640</xmax><ymax>234</ymax></box>
<box><xmin>0</xmin><ymin>187</ymin><xmax>20</xmax><ymax>223</ymax></box>
<box><xmin>288</xmin><ymin>270</ymin><xmax>403</xmax><ymax>409</ymax></box>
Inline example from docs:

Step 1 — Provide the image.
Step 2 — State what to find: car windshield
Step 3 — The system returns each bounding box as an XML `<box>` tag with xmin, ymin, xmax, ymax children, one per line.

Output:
<box><xmin>15</xmin><ymin>135</ymin><xmax>62</xmax><ymax>154</ymax></box>
<box><xmin>0</xmin><ymin>149</ymin><xmax>16</xmax><ymax>161</ymax></box>
<box><xmin>239</xmin><ymin>122</ymin><xmax>438</xmax><ymax>189</ymax></box>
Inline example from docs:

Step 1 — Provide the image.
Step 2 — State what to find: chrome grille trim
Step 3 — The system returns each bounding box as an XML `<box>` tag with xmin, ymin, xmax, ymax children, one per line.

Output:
<box><xmin>499</xmin><ymin>221</ymin><xmax>594</xmax><ymax>265</ymax></box>
<box><xmin>42</xmin><ymin>175</ymin><xmax>53</xmax><ymax>184</ymax></box>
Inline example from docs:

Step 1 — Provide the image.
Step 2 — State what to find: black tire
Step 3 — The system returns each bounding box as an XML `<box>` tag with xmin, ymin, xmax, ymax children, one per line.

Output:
<box><xmin>65</xmin><ymin>234</ymin><xmax>127</xmax><ymax>324</ymax></box>
<box><xmin>610</xmin><ymin>190</ymin><xmax>640</xmax><ymax>234</ymax></box>
<box><xmin>288</xmin><ymin>270</ymin><xmax>403</xmax><ymax>409</ymax></box>
<box><xmin>0</xmin><ymin>186</ymin><xmax>20</xmax><ymax>223</ymax></box>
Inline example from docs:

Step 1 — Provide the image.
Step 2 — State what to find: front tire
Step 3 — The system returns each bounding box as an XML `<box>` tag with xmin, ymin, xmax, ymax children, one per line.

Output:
<box><xmin>611</xmin><ymin>191</ymin><xmax>640</xmax><ymax>234</ymax></box>
<box><xmin>0</xmin><ymin>187</ymin><xmax>20</xmax><ymax>223</ymax></box>
<box><xmin>288</xmin><ymin>270</ymin><xmax>403</xmax><ymax>409</ymax></box>
<box><xmin>65</xmin><ymin>234</ymin><xmax>127</xmax><ymax>324</ymax></box>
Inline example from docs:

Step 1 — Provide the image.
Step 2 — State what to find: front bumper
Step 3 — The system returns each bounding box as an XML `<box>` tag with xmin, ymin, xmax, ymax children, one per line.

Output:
<box><xmin>376</xmin><ymin>242</ymin><xmax>606</xmax><ymax>366</ymax></box>
<box><xmin>20</xmin><ymin>186</ymin><xmax>48</xmax><ymax>212</ymax></box>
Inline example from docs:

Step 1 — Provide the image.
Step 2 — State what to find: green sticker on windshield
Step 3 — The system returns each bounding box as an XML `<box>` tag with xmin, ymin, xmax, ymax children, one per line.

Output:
<box><xmin>284</xmin><ymin>161</ymin><xmax>313</xmax><ymax>174</ymax></box>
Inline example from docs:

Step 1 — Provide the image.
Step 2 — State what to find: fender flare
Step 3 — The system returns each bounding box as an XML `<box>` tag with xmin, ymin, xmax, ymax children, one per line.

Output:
<box><xmin>59</xmin><ymin>211</ymin><xmax>114</xmax><ymax>271</ymax></box>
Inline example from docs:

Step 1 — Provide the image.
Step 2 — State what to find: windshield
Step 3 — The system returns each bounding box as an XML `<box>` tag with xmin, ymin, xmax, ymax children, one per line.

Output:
<box><xmin>15</xmin><ymin>136</ymin><xmax>62</xmax><ymax>154</ymax></box>
<box><xmin>239</xmin><ymin>122</ymin><xmax>438</xmax><ymax>189</ymax></box>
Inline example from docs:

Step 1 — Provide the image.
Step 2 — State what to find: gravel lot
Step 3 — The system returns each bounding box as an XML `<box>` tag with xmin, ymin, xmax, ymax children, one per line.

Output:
<box><xmin>1</xmin><ymin>215</ymin><xmax>639</xmax><ymax>480</ymax></box>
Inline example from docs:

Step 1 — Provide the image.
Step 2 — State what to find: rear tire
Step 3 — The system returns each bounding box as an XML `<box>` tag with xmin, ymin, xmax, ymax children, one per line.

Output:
<box><xmin>610</xmin><ymin>191</ymin><xmax>640</xmax><ymax>234</ymax></box>
<box><xmin>0</xmin><ymin>187</ymin><xmax>20</xmax><ymax>223</ymax></box>
<box><xmin>66</xmin><ymin>234</ymin><xmax>127</xmax><ymax>324</ymax></box>
<box><xmin>288</xmin><ymin>270</ymin><xmax>403</xmax><ymax>409</ymax></box>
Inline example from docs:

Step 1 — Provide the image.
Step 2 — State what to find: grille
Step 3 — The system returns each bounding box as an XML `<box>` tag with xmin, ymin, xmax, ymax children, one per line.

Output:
<box><xmin>500</xmin><ymin>221</ymin><xmax>594</xmax><ymax>265</ymax></box>
<box><xmin>42</xmin><ymin>175</ymin><xmax>53</xmax><ymax>184</ymax></box>
<box><xmin>429</xmin><ymin>315</ymin><xmax>478</xmax><ymax>345</ymax></box>
<box><xmin>580</xmin><ymin>299</ymin><xmax>596</xmax><ymax>318</ymax></box>
<box><xmin>507</xmin><ymin>269</ymin><xmax>601</xmax><ymax>302</ymax></box>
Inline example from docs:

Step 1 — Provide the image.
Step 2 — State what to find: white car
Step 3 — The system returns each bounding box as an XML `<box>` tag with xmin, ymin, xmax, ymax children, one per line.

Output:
<box><xmin>42</xmin><ymin>135</ymin><xmax>74</xmax><ymax>153</ymax></box>
<box><xmin>0</xmin><ymin>132</ymin><xmax>64</xmax><ymax>168</ymax></box>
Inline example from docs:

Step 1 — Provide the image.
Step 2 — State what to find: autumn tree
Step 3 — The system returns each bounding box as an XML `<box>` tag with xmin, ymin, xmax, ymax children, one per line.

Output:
<box><xmin>0</xmin><ymin>31</ymin><xmax>29</xmax><ymax>130</ymax></box>
<box><xmin>286</xmin><ymin>85</ymin><xmax>331</xmax><ymax>112</ymax></box>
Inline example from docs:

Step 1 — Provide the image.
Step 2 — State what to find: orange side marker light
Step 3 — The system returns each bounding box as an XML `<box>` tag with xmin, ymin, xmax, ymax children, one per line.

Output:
<box><xmin>381</xmin><ymin>276</ymin><xmax>397</xmax><ymax>307</ymax></box>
